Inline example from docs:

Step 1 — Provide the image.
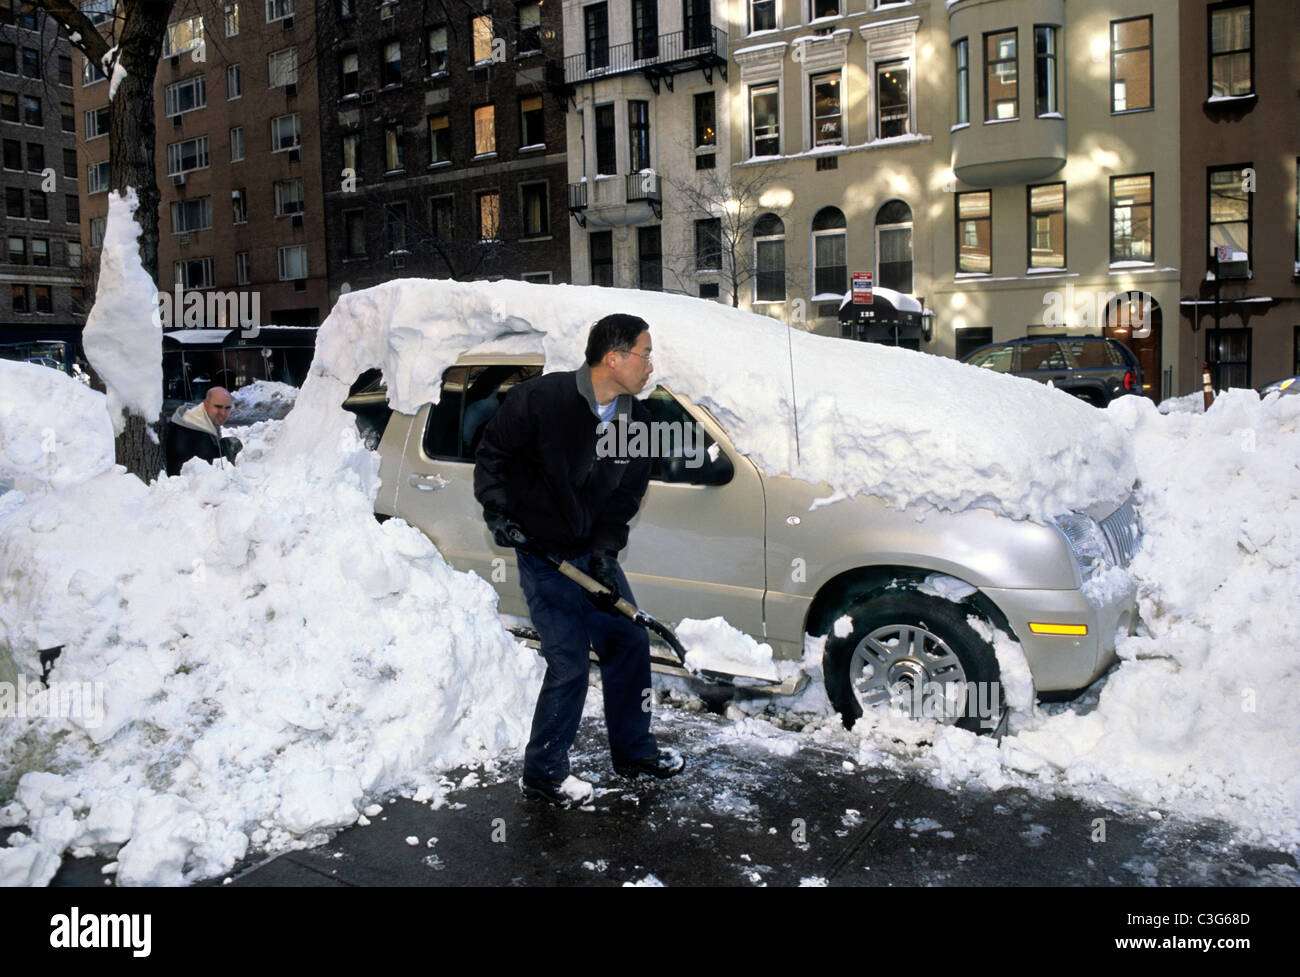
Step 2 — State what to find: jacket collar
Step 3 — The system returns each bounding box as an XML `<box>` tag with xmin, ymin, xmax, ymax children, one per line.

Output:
<box><xmin>575</xmin><ymin>364</ymin><xmax>629</xmax><ymax>420</ymax></box>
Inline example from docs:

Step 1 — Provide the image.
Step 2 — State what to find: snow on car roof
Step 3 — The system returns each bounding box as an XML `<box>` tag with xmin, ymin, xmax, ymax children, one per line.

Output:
<box><xmin>280</xmin><ymin>279</ymin><xmax>1134</xmax><ymax>522</ymax></box>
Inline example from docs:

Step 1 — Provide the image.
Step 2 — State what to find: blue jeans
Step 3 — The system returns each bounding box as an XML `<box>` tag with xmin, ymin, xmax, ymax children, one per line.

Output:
<box><xmin>517</xmin><ymin>549</ymin><xmax>657</xmax><ymax>782</ymax></box>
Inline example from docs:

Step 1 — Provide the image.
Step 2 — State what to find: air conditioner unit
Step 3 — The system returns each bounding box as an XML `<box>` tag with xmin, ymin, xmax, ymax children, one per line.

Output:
<box><xmin>361</xmin><ymin>90</ymin><xmax>376</xmax><ymax>105</ymax></box>
<box><xmin>287</xmin><ymin>147</ymin><xmax>300</xmax><ymax>162</ymax></box>
<box><xmin>283</xmin><ymin>15</ymin><xmax>294</xmax><ymax>30</ymax></box>
<box><xmin>292</xmin><ymin>214</ymin><xmax>303</xmax><ymax>228</ymax></box>
<box><xmin>285</xmin><ymin>82</ymin><xmax>297</xmax><ymax>98</ymax></box>
<box><xmin>172</xmin><ymin>115</ymin><xmax>182</xmax><ymax>128</ymax></box>
<box><xmin>172</xmin><ymin>172</ymin><xmax>186</xmax><ymax>186</ymax></box>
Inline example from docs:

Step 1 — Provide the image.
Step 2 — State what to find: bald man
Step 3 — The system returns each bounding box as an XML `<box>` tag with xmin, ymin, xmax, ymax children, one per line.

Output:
<box><xmin>165</xmin><ymin>387</ymin><xmax>237</xmax><ymax>476</ymax></box>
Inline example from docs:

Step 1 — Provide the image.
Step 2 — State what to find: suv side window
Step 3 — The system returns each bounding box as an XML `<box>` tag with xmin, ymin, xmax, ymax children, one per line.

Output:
<box><xmin>642</xmin><ymin>386</ymin><xmax>725</xmax><ymax>485</ymax></box>
<box><xmin>968</xmin><ymin>345</ymin><xmax>1016</xmax><ymax>372</ymax></box>
<box><xmin>422</xmin><ymin>364</ymin><xmax>542</xmax><ymax>461</ymax></box>
<box><xmin>1065</xmin><ymin>340</ymin><xmax>1121</xmax><ymax>368</ymax></box>
<box><xmin>1019</xmin><ymin>342</ymin><xmax>1068</xmax><ymax>371</ymax></box>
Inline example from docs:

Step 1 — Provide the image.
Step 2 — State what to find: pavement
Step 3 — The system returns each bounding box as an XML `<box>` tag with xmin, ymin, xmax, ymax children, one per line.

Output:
<box><xmin>48</xmin><ymin>705</ymin><xmax>1300</xmax><ymax>888</ymax></box>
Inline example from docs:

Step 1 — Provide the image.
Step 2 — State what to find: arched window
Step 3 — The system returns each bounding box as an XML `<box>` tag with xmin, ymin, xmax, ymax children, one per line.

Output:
<box><xmin>875</xmin><ymin>199</ymin><xmax>913</xmax><ymax>293</ymax></box>
<box><xmin>753</xmin><ymin>213</ymin><xmax>785</xmax><ymax>303</ymax></box>
<box><xmin>811</xmin><ymin>206</ymin><xmax>847</xmax><ymax>297</ymax></box>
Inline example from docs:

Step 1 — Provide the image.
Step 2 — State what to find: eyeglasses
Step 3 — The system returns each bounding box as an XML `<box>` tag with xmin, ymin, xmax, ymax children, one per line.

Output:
<box><xmin>622</xmin><ymin>350</ymin><xmax>653</xmax><ymax>362</ymax></box>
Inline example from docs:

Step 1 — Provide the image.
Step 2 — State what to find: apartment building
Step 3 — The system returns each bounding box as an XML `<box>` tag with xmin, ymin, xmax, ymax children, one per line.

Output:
<box><xmin>1178</xmin><ymin>0</ymin><xmax>1300</xmax><ymax>391</ymax></box>
<box><xmin>1</xmin><ymin>2</ymin><xmax>84</xmax><ymax>345</ymax></box>
<box><xmin>315</xmin><ymin>0</ymin><xmax>570</xmax><ymax>302</ymax></box>
<box><xmin>561</xmin><ymin>0</ymin><xmax>731</xmax><ymax>298</ymax></box>
<box><xmin>73</xmin><ymin>0</ymin><xmax>329</xmax><ymax>329</ymax></box>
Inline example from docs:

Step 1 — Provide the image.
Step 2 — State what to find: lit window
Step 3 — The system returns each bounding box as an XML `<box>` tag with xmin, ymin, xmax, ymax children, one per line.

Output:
<box><xmin>750</xmin><ymin>82</ymin><xmax>779</xmax><ymax>157</ymax></box>
<box><xmin>876</xmin><ymin>61</ymin><xmax>910</xmax><ymax>138</ymax></box>
<box><xmin>384</xmin><ymin>124</ymin><xmax>404</xmax><ymax>171</ymax></box>
<box><xmin>342</xmin><ymin>133</ymin><xmax>360</xmax><ymax>173</ymax></box>
<box><xmin>811</xmin><ymin>72</ymin><xmax>842</xmax><ymax>147</ymax></box>
<box><xmin>429</xmin><ymin>114</ymin><xmax>450</xmax><ymax>164</ymax></box>
<box><xmin>473</xmin><ymin>15</ymin><xmax>494</xmax><ymax>64</ymax></box>
<box><xmin>474</xmin><ymin>105</ymin><xmax>495</xmax><ymax>156</ymax></box>
<box><xmin>1209</xmin><ymin>4</ymin><xmax>1252</xmax><ymax>97</ymax></box>
<box><xmin>1208</xmin><ymin>165</ymin><xmax>1250</xmax><ymax>272</ymax></box>
<box><xmin>477</xmin><ymin>191</ymin><xmax>500</xmax><ymax>240</ymax></box>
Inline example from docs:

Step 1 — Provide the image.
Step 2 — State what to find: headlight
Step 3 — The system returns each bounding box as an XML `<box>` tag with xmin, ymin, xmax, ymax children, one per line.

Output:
<box><xmin>1052</xmin><ymin>513</ymin><xmax>1115</xmax><ymax>580</ymax></box>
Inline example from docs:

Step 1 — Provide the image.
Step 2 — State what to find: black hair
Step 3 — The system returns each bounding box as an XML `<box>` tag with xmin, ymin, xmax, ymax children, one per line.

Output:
<box><xmin>585</xmin><ymin>313</ymin><xmax>650</xmax><ymax>366</ymax></box>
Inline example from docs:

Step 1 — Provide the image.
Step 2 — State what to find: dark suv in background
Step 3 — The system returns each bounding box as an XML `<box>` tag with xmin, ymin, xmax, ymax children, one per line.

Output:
<box><xmin>961</xmin><ymin>337</ymin><xmax>1144</xmax><ymax>407</ymax></box>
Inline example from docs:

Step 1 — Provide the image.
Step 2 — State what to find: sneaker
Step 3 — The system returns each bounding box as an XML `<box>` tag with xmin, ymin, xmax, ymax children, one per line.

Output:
<box><xmin>519</xmin><ymin>774</ymin><xmax>594</xmax><ymax>809</ymax></box>
<box><xmin>613</xmin><ymin>748</ymin><xmax>685</xmax><ymax>780</ymax></box>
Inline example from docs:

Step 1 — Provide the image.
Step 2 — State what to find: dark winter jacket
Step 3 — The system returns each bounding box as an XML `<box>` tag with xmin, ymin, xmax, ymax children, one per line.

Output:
<box><xmin>165</xmin><ymin>402</ymin><xmax>223</xmax><ymax>476</ymax></box>
<box><xmin>473</xmin><ymin>365</ymin><xmax>652</xmax><ymax>559</ymax></box>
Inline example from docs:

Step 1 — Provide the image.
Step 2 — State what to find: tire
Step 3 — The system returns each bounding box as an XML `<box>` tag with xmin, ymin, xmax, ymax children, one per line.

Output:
<box><xmin>823</xmin><ymin>588</ymin><xmax>1003</xmax><ymax>734</ymax></box>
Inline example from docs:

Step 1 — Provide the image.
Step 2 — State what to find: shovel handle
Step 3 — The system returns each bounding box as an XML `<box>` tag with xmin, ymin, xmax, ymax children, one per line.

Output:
<box><xmin>551</xmin><ymin>558</ymin><xmax>640</xmax><ymax>619</ymax></box>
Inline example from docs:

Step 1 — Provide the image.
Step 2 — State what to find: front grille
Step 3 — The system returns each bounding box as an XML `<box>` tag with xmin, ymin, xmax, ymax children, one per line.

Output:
<box><xmin>1100</xmin><ymin>496</ymin><xmax>1140</xmax><ymax>567</ymax></box>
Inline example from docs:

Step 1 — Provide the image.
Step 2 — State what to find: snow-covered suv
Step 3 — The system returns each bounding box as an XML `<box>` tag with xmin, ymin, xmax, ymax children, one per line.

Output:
<box><xmin>342</xmin><ymin>283</ymin><xmax>1141</xmax><ymax>732</ymax></box>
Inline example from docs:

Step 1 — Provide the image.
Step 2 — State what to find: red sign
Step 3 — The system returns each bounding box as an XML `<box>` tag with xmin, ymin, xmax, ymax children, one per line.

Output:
<box><xmin>852</xmin><ymin>271</ymin><xmax>873</xmax><ymax>305</ymax></box>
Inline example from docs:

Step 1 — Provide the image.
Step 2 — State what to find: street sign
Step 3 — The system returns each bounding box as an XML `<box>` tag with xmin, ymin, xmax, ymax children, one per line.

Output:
<box><xmin>852</xmin><ymin>271</ymin><xmax>873</xmax><ymax>305</ymax></box>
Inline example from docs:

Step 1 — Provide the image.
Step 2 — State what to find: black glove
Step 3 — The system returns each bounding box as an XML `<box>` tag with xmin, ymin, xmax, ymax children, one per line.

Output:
<box><xmin>586</xmin><ymin>550</ymin><xmax>622</xmax><ymax>614</ymax></box>
<box><xmin>484</xmin><ymin>510</ymin><xmax>528</xmax><ymax>549</ymax></box>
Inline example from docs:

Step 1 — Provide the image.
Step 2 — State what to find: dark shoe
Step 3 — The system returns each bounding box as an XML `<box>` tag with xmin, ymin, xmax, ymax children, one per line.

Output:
<box><xmin>613</xmin><ymin>748</ymin><xmax>685</xmax><ymax>780</ymax></box>
<box><xmin>519</xmin><ymin>774</ymin><xmax>594</xmax><ymax>808</ymax></box>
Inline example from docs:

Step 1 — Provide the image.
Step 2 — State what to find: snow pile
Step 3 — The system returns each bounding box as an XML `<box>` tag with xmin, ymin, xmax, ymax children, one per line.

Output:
<box><xmin>300</xmin><ymin>280</ymin><xmax>1133</xmax><ymax>522</ymax></box>
<box><xmin>227</xmin><ymin>380</ymin><xmax>298</xmax><ymax>426</ymax></box>
<box><xmin>80</xmin><ymin>190</ymin><xmax>162</xmax><ymax>436</ymax></box>
<box><xmin>0</xmin><ymin>361</ymin><xmax>116</xmax><ymax>496</ymax></box>
<box><xmin>678</xmin><ymin>617</ymin><xmax>778</xmax><ymax>682</ymax></box>
<box><xmin>0</xmin><ymin>368</ymin><xmax>541</xmax><ymax>886</ymax></box>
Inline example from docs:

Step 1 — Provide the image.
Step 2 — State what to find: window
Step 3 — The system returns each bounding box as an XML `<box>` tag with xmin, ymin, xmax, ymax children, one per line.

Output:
<box><xmin>429</xmin><ymin>114</ymin><xmax>450</xmax><ymax>164</ymax></box>
<box><xmin>227</xmin><ymin>64</ymin><xmax>242</xmax><ymax>99</ymax></box>
<box><xmin>811</xmin><ymin>207</ymin><xmax>847</xmax><ymax>296</ymax></box>
<box><xmin>85</xmin><ymin>105</ymin><xmax>110</xmax><ymax>139</ymax></box>
<box><xmin>522</xmin><ymin>272</ymin><xmax>552</xmax><ymax>285</ymax></box>
<box><xmin>236</xmin><ymin>251</ymin><xmax>250</xmax><ymax>285</ymax></box>
<box><xmin>230</xmin><ymin>127</ymin><xmax>245</xmax><ymax>162</ymax></box>
<box><xmin>342</xmin><ymin>133</ymin><xmax>359</xmax><ymax>173</ymax></box>
<box><xmin>163</xmin><ymin>16</ymin><xmax>205</xmax><ymax>58</ymax></box>
<box><xmin>7</xmin><ymin>236</ymin><xmax>26</xmax><ymax>263</ymax></box>
<box><xmin>344</xmin><ymin>210</ymin><xmax>365</xmax><ymax>258</ymax></box>
<box><xmin>31</xmin><ymin>239</ymin><xmax>49</xmax><ymax>267</ymax></box>
<box><xmin>34</xmin><ymin>284</ymin><xmax>54</xmax><ymax>314</ymax></box>
<box><xmin>268</xmin><ymin>48</ymin><xmax>297</xmax><ymax>88</ymax></box>
<box><xmin>0</xmin><ymin>93</ymin><xmax>14</xmax><ymax>123</ymax></box>
<box><xmin>339</xmin><ymin>0</ymin><xmax>354</xmax><ymax>17</ymax></box>
<box><xmin>25</xmin><ymin>143</ymin><xmax>41</xmax><ymax>172</ymax></box>
<box><xmin>595</xmin><ymin>103</ymin><xmax>616</xmax><ymax>175</ymax></box>
<box><xmin>61</xmin><ymin>102</ymin><xmax>75</xmax><ymax>132</ymax></box>
<box><xmin>1206</xmin><ymin>329</ymin><xmax>1251</xmax><ymax>389</ymax></box>
<box><xmin>750</xmin><ymin>83</ymin><xmax>779</xmax><ymax>156</ymax></box>
<box><xmin>271</xmin><ymin>114</ymin><xmax>300</xmax><ymax>151</ymax></box>
<box><xmin>10</xmin><ymin>284</ymin><xmax>28</xmax><ymax>314</ymax></box>
<box><xmin>170</xmin><ymin>196</ymin><xmax>213</xmax><ymax>233</ymax></box>
<box><xmin>89</xmin><ymin>217</ymin><xmax>105</xmax><ymax>247</ymax></box>
<box><xmin>164</xmin><ymin>76</ymin><xmax>206</xmax><ymax>116</ymax></box>
<box><xmin>83</xmin><ymin>59</ymin><xmax>105</xmax><ymax>85</ymax></box>
<box><xmin>28</xmin><ymin>191</ymin><xmax>45</xmax><ymax>222</ymax></box>
<box><xmin>811</xmin><ymin>72</ymin><xmax>842</xmax><ymax>147</ymax></box>
<box><xmin>336</xmin><ymin>51</ymin><xmax>359</xmax><ymax>97</ymax></box>
<box><xmin>278</xmin><ymin>245</ymin><xmax>307</xmax><ymax>281</ymax></box>
<box><xmin>67</xmin><ymin>241</ymin><xmax>82</xmax><ymax>269</ymax></box>
<box><xmin>628</xmin><ymin>100</ymin><xmax>650</xmax><ymax>171</ymax></box>
<box><xmin>584</xmin><ymin>4</ymin><xmax>608</xmax><ymax>71</ymax></box>
<box><xmin>477</xmin><ymin>191</ymin><xmax>500</xmax><ymax>240</ymax></box>
<box><xmin>1209</xmin><ymin>165</ymin><xmax>1250</xmax><ymax>271</ymax></box>
<box><xmin>70</xmin><ymin>286</ymin><xmax>86</xmax><ymax>315</ymax></box>
<box><xmin>694</xmin><ymin>92</ymin><xmax>715</xmax><ymax>148</ymax></box>
<box><xmin>427</xmin><ymin>27</ymin><xmax>448</xmax><ymax>74</ymax></box>
<box><xmin>956</xmin><ymin>327</ymin><xmax>994</xmax><ymax>361</ymax></box>
<box><xmin>753</xmin><ymin>213</ymin><xmax>785</xmax><ymax>303</ymax></box>
<box><xmin>810</xmin><ymin>0</ymin><xmax>838</xmax><ymax>18</ymax></box>
<box><xmin>695</xmin><ymin>217</ymin><xmax>721</xmax><ymax>271</ymax></box>
<box><xmin>519</xmin><ymin>95</ymin><xmax>544</xmax><ymax>148</ymax></box>
<box><xmin>275</xmin><ymin>178</ymin><xmax>305</xmax><ymax>216</ymax></box>
<box><xmin>232</xmin><ymin>187</ymin><xmax>247</xmax><ymax>223</ymax></box>
<box><xmin>521</xmin><ymin>182</ymin><xmax>548</xmax><ymax>237</ymax></box>
<box><xmin>62</xmin><ymin>148</ymin><xmax>76</xmax><ymax>178</ymax></box>
<box><xmin>985</xmin><ymin>30</ymin><xmax>1018</xmax><ymax>120</ymax></box>
<box><xmin>517</xmin><ymin>2</ymin><xmax>542</xmax><ymax>54</ymax></box>
<box><xmin>225</xmin><ymin>4</ymin><xmax>239</xmax><ymax>36</ymax></box>
<box><xmin>590</xmin><ymin>230</ymin><xmax>613</xmax><ymax>285</ymax></box>
<box><xmin>1111</xmin><ymin>16</ymin><xmax>1152</xmax><ymax>112</ymax></box>
<box><xmin>382</xmin><ymin>40</ymin><xmax>402</xmax><ymax>86</ymax></box>
<box><xmin>3</xmin><ymin>139</ymin><xmax>21</xmax><ymax>170</ymax></box>
<box><xmin>3</xmin><ymin>186</ymin><xmax>20</xmax><ymax>219</ymax></box>
<box><xmin>632</xmin><ymin>0</ymin><xmax>658</xmax><ymax>61</ymax></box>
<box><xmin>956</xmin><ymin>190</ymin><xmax>991</xmax><ymax>273</ymax></box>
<box><xmin>384</xmin><ymin>124</ymin><xmax>404</xmax><ymax>171</ymax></box>
<box><xmin>87</xmin><ymin>160</ymin><xmax>110</xmax><ymax>193</ymax></box>
<box><xmin>0</xmin><ymin>43</ymin><xmax>14</xmax><ymax>75</ymax></box>
<box><xmin>875</xmin><ymin>199</ymin><xmax>913</xmax><ymax>293</ymax></box>
<box><xmin>1110</xmin><ymin>174</ymin><xmax>1153</xmax><ymax>263</ymax></box>
<box><xmin>638</xmin><ymin>226</ymin><xmax>662</xmax><ymax>291</ymax></box>
<box><xmin>472</xmin><ymin>15</ymin><xmax>495</xmax><ymax>64</ymax></box>
<box><xmin>876</xmin><ymin>61</ymin><xmax>910</xmax><ymax>138</ymax></box>
<box><xmin>1209</xmin><ymin>3</ymin><xmax>1252</xmax><ymax>98</ymax></box>
<box><xmin>1034</xmin><ymin>26</ymin><xmax>1058</xmax><ymax>116</ymax></box>
<box><xmin>167</xmin><ymin>135</ymin><xmax>209</xmax><ymax>174</ymax></box>
<box><xmin>473</xmin><ymin>106</ymin><xmax>495</xmax><ymax>156</ymax></box>
<box><xmin>430</xmin><ymin>195</ymin><xmax>453</xmax><ymax>239</ymax></box>
<box><xmin>683</xmin><ymin>0</ymin><xmax>710</xmax><ymax>47</ymax></box>
<box><xmin>386</xmin><ymin>203</ymin><xmax>407</xmax><ymax>253</ymax></box>
<box><xmin>174</xmin><ymin>257</ymin><xmax>215</xmax><ymax>289</ymax></box>
<box><xmin>1028</xmin><ymin>183</ymin><xmax>1065</xmax><ymax>269</ymax></box>
<box><xmin>750</xmin><ymin>0</ymin><xmax>775</xmax><ymax>33</ymax></box>
<box><xmin>21</xmin><ymin>94</ymin><xmax>40</xmax><ymax>126</ymax></box>
<box><xmin>21</xmin><ymin>47</ymin><xmax>39</xmax><ymax>78</ymax></box>
<box><xmin>66</xmin><ymin>195</ymin><xmax>79</xmax><ymax>224</ymax></box>
<box><xmin>58</xmin><ymin>55</ymin><xmax>73</xmax><ymax>86</ymax></box>
<box><xmin>265</xmin><ymin>0</ymin><xmax>293</xmax><ymax>23</ymax></box>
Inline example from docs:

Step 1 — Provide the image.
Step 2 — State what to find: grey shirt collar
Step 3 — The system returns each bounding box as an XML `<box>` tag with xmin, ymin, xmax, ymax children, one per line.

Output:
<box><xmin>576</xmin><ymin>364</ymin><xmax>630</xmax><ymax>420</ymax></box>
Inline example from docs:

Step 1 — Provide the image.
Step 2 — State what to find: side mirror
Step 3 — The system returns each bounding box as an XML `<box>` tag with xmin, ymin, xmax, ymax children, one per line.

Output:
<box><xmin>220</xmin><ymin>436</ymin><xmax>243</xmax><ymax>464</ymax></box>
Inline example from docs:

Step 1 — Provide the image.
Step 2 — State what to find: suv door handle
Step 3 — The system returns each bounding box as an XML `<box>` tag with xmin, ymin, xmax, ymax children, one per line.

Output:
<box><xmin>409</xmin><ymin>473</ymin><xmax>448</xmax><ymax>491</ymax></box>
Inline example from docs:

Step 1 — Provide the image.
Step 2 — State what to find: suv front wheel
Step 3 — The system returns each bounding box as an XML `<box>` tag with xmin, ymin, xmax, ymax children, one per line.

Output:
<box><xmin>823</xmin><ymin>588</ymin><xmax>1003</xmax><ymax>734</ymax></box>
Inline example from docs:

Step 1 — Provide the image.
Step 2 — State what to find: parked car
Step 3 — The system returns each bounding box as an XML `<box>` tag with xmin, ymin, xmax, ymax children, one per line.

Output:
<box><xmin>1258</xmin><ymin>376</ymin><xmax>1299</xmax><ymax>398</ymax></box>
<box><xmin>346</xmin><ymin>350</ymin><xmax>1140</xmax><ymax>734</ymax></box>
<box><xmin>962</xmin><ymin>336</ymin><xmax>1143</xmax><ymax>407</ymax></box>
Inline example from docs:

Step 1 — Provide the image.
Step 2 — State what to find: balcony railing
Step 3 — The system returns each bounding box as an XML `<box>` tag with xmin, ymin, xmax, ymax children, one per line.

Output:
<box><xmin>626</xmin><ymin>172</ymin><xmax>662</xmax><ymax>214</ymax></box>
<box><xmin>566</xmin><ymin>27</ymin><xmax>727</xmax><ymax>86</ymax></box>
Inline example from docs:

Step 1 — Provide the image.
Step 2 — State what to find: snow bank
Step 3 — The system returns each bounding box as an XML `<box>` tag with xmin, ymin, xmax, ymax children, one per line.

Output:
<box><xmin>227</xmin><ymin>380</ymin><xmax>298</xmax><ymax>426</ymax></box>
<box><xmin>0</xmin><ymin>365</ymin><xmax>541</xmax><ymax>885</ymax></box>
<box><xmin>291</xmin><ymin>280</ymin><xmax>1132</xmax><ymax>522</ymax></box>
<box><xmin>80</xmin><ymin>190</ymin><xmax>162</xmax><ymax>436</ymax></box>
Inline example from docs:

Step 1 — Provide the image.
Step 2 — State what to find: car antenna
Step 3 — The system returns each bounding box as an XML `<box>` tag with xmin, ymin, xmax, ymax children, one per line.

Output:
<box><xmin>785</xmin><ymin>317</ymin><xmax>801</xmax><ymax>463</ymax></box>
